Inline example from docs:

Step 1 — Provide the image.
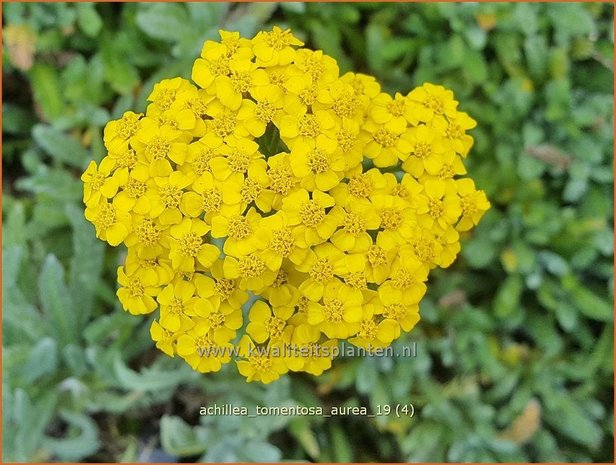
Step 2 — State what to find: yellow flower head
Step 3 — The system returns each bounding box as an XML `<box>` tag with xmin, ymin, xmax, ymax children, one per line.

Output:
<box><xmin>83</xmin><ymin>27</ymin><xmax>490</xmax><ymax>383</ymax></box>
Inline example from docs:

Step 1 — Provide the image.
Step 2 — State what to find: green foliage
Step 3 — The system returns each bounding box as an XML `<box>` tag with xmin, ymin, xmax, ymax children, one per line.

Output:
<box><xmin>3</xmin><ymin>2</ymin><xmax>613</xmax><ymax>462</ymax></box>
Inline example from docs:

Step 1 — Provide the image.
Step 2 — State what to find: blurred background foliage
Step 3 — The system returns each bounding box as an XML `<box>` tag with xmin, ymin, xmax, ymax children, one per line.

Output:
<box><xmin>2</xmin><ymin>2</ymin><xmax>614</xmax><ymax>462</ymax></box>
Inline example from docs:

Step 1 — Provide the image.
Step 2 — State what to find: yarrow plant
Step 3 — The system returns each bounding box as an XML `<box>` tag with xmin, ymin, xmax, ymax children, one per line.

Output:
<box><xmin>82</xmin><ymin>27</ymin><xmax>490</xmax><ymax>383</ymax></box>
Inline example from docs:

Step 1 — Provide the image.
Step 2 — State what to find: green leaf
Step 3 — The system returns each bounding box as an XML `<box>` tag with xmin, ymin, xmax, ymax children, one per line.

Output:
<box><xmin>112</xmin><ymin>354</ymin><xmax>197</xmax><ymax>391</ymax></box>
<box><xmin>543</xmin><ymin>395</ymin><xmax>602</xmax><ymax>448</ymax></box>
<box><xmin>3</xmin><ymin>389</ymin><xmax>58</xmax><ymax>462</ymax></box>
<box><xmin>32</xmin><ymin>124</ymin><xmax>89</xmax><ymax>168</ymax></box>
<box><xmin>43</xmin><ymin>410</ymin><xmax>100</xmax><ymax>461</ymax></box>
<box><xmin>160</xmin><ymin>415</ymin><xmax>209</xmax><ymax>457</ymax></box>
<box><xmin>562</xmin><ymin>275</ymin><xmax>613</xmax><ymax>322</ymax></box>
<box><xmin>18</xmin><ymin>337</ymin><xmax>58</xmax><ymax>383</ymax></box>
<box><xmin>67</xmin><ymin>203</ymin><xmax>104</xmax><ymax>330</ymax></box>
<box><xmin>493</xmin><ymin>275</ymin><xmax>523</xmax><ymax>318</ymax></box>
<box><xmin>100</xmin><ymin>38</ymin><xmax>140</xmax><ymax>95</ymax></box>
<box><xmin>38</xmin><ymin>254</ymin><xmax>78</xmax><ymax>346</ymax></box>
<box><xmin>289</xmin><ymin>418</ymin><xmax>320</xmax><ymax>460</ymax></box>
<box><xmin>76</xmin><ymin>3</ymin><xmax>102</xmax><ymax>38</ymax></box>
<box><xmin>3</xmin><ymin>103</ymin><xmax>36</xmax><ymax>135</ymax></box>
<box><xmin>28</xmin><ymin>63</ymin><xmax>65</xmax><ymax>122</ymax></box>
<box><xmin>135</xmin><ymin>3</ymin><xmax>190</xmax><ymax>43</ymax></box>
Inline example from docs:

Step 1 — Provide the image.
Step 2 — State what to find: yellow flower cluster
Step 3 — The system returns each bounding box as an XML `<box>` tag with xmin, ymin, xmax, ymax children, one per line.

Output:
<box><xmin>82</xmin><ymin>28</ymin><xmax>490</xmax><ymax>383</ymax></box>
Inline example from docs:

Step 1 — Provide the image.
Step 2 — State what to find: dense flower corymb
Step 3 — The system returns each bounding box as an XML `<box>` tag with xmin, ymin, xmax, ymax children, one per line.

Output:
<box><xmin>83</xmin><ymin>27</ymin><xmax>489</xmax><ymax>383</ymax></box>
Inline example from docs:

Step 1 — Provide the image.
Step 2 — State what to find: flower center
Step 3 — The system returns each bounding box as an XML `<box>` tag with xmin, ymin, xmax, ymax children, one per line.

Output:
<box><xmin>272</xmin><ymin>269</ymin><xmax>288</xmax><ymax>287</ymax></box>
<box><xmin>155</xmin><ymin>88</ymin><xmax>176</xmax><ymax>111</ymax></box>
<box><xmin>215</xmin><ymin>278</ymin><xmax>236</xmax><ymax>300</ymax></box>
<box><xmin>266</xmin><ymin>316</ymin><xmax>286</xmax><ymax>339</ymax></box>
<box><xmin>249</xmin><ymin>354</ymin><xmax>273</xmax><ymax>371</ymax></box>
<box><xmin>202</xmin><ymin>188</ymin><xmax>223</xmax><ymax>213</ymax></box>
<box><xmin>332</xmin><ymin>93</ymin><xmax>357</xmax><ymax>118</ymax></box>
<box><xmin>383</xmin><ymin>303</ymin><xmax>405</xmax><ymax>320</ymax></box>
<box><xmin>307</xmin><ymin>150</ymin><xmax>330</xmax><ymax>174</ymax></box>
<box><xmin>136</xmin><ymin>218</ymin><xmax>161</xmax><ymax>246</ymax></box>
<box><xmin>227</xmin><ymin>150</ymin><xmax>250</xmax><ymax>173</ymax></box>
<box><xmin>303</xmin><ymin>55</ymin><xmax>325</xmax><ymax>81</ymax></box>
<box><xmin>343</xmin><ymin>212</ymin><xmax>365</xmax><ymax>235</ymax></box>
<box><xmin>255</xmin><ymin>100</ymin><xmax>276</xmax><ymax>122</ymax></box>
<box><xmin>412</xmin><ymin>237</ymin><xmax>437</xmax><ymax>263</ymax></box>
<box><xmin>380</xmin><ymin>208</ymin><xmax>403</xmax><ymax>230</ymax></box>
<box><xmin>428</xmin><ymin>198</ymin><xmax>444</xmax><ymax>219</ymax></box>
<box><xmin>194</xmin><ymin>148</ymin><xmax>215</xmax><ymax>174</ymax></box>
<box><xmin>88</xmin><ymin>172</ymin><xmax>106</xmax><ymax>192</ymax></box>
<box><xmin>348</xmin><ymin>175</ymin><xmax>373</xmax><ymax>198</ymax></box>
<box><xmin>299</xmin><ymin>86</ymin><xmax>318</xmax><ymax>106</ymax></box>
<box><xmin>391</xmin><ymin>184</ymin><xmax>408</xmax><ymax>198</ymax></box>
<box><xmin>117</xmin><ymin>113</ymin><xmax>141</xmax><ymax>140</ymax></box>
<box><xmin>390</xmin><ymin>269</ymin><xmax>416</xmax><ymax>289</ymax></box>
<box><xmin>146</xmin><ymin>136</ymin><xmax>171</xmax><ymax>161</ymax></box>
<box><xmin>337</xmin><ymin>128</ymin><xmax>356</xmax><ymax>153</ymax></box>
<box><xmin>238</xmin><ymin>255</ymin><xmax>266</xmax><ymax>278</ymax></box>
<box><xmin>367</xmin><ymin>245</ymin><xmax>387</xmax><ymax>266</ymax></box>
<box><xmin>127</xmin><ymin>277</ymin><xmax>144</xmax><ymax>297</ymax></box>
<box><xmin>299</xmin><ymin>201</ymin><xmax>325</xmax><ymax>227</ymax></box>
<box><xmin>323</xmin><ymin>298</ymin><xmax>344</xmax><ymax>322</ymax></box>
<box><xmin>358</xmin><ymin>318</ymin><xmax>377</xmax><ymax>339</ymax></box>
<box><xmin>196</xmin><ymin>335</ymin><xmax>217</xmax><ymax>356</ymax></box>
<box><xmin>387</xmin><ymin>97</ymin><xmax>406</xmax><ymax>117</ymax></box>
<box><xmin>270</xmin><ymin>228</ymin><xmax>294</xmax><ymax>256</ymax></box>
<box><xmin>212</xmin><ymin>114</ymin><xmax>236</xmax><ymax>138</ymax></box>
<box><xmin>373</xmin><ymin>128</ymin><xmax>397</xmax><ymax>148</ymax></box>
<box><xmin>125</xmin><ymin>178</ymin><xmax>147</xmax><ymax>199</ymax></box>
<box><xmin>230</xmin><ymin>70</ymin><xmax>251</xmax><ymax>94</ymax></box>
<box><xmin>411</xmin><ymin>142</ymin><xmax>431</xmax><ymax>159</ymax></box>
<box><xmin>425</xmin><ymin>96</ymin><xmax>444</xmax><ymax>114</ymax></box>
<box><xmin>460</xmin><ymin>196</ymin><xmax>478</xmax><ymax>216</ymax></box>
<box><xmin>208</xmin><ymin>57</ymin><xmax>230</xmax><ymax>77</ymax></box>
<box><xmin>264</xmin><ymin>28</ymin><xmax>294</xmax><ymax>51</ymax></box>
<box><xmin>186</xmin><ymin>97</ymin><xmax>209</xmax><ymax>119</ymax></box>
<box><xmin>438</xmin><ymin>164</ymin><xmax>454</xmax><ymax>180</ymax></box>
<box><xmin>344</xmin><ymin>271</ymin><xmax>367</xmax><ymax>289</ymax></box>
<box><xmin>268</xmin><ymin>164</ymin><xmax>297</xmax><ymax>195</ymax></box>
<box><xmin>241</xmin><ymin>178</ymin><xmax>263</xmax><ymax>204</ymax></box>
<box><xmin>168</xmin><ymin>297</ymin><xmax>184</xmax><ymax>315</ymax></box>
<box><xmin>208</xmin><ymin>309</ymin><xmax>225</xmax><ymax>329</ymax></box>
<box><xmin>298</xmin><ymin>115</ymin><xmax>320</xmax><ymax>139</ymax></box>
<box><xmin>309</xmin><ymin>258</ymin><xmax>333</xmax><ymax>283</ymax></box>
<box><xmin>228</xmin><ymin>215</ymin><xmax>252</xmax><ymax>239</ymax></box>
<box><xmin>160</xmin><ymin>186</ymin><xmax>182</xmax><ymax>208</ymax></box>
<box><xmin>115</xmin><ymin>148</ymin><xmax>137</xmax><ymax>169</ymax></box>
<box><xmin>178</xmin><ymin>232</ymin><xmax>202</xmax><ymax>257</ymax></box>
<box><xmin>94</xmin><ymin>203</ymin><xmax>116</xmax><ymax>230</ymax></box>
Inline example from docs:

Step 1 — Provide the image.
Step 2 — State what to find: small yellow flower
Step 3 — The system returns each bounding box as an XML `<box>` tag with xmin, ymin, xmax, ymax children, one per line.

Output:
<box><xmin>252</xmin><ymin>26</ymin><xmax>303</xmax><ymax>67</ymax></box>
<box><xmin>81</xmin><ymin>159</ymin><xmax>120</xmax><ymax>208</ymax></box>
<box><xmin>84</xmin><ymin>198</ymin><xmax>132</xmax><ymax>246</ymax></box>
<box><xmin>246</xmin><ymin>300</ymin><xmax>294</xmax><ymax>344</ymax></box>
<box><xmin>168</xmin><ymin>217</ymin><xmax>219</xmax><ymax>272</ymax></box>
<box><xmin>407</xmin><ymin>82</ymin><xmax>459</xmax><ymax>121</ymax></box>
<box><xmin>306</xmin><ymin>281</ymin><xmax>363</xmax><ymax>339</ymax></box>
<box><xmin>104</xmin><ymin>111</ymin><xmax>142</xmax><ymax>153</ymax></box>
<box><xmin>157</xmin><ymin>279</ymin><xmax>198</xmax><ymax>332</ymax></box>
<box><xmin>432</xmin><ymin>112</ymin><xmax>477</xmax><ymax>157</ymax></box>
<box><xmin>177</xmin><ymin>322</ymin><xmax>233</xmax><ymax>373</ymax></box>
<box><xmin>116</xmin><ymin>265</ymin><xmax>159</xmax><ymax>315</ymax></box>
<box><xmin>282</xmin><ymin>189</ymin><xmax>341</xmax><ymax>247</ymax></box>
<box><xmin>290</xmin><ymin>137</ymin><xmax>345</xmax><ymax>191</ymax></box>
<box><xmin>455</xmin><ymin>178</ymin><xmax>491</xmax><ymax>231</ymax></box>
<box><xmin>236</xmin><ymin>335</ymin><xmax>288</xmax><ymax>383</ymax></box>
<box><xmin>149</xmin><ymin>171</ymin><xmax>193</xmax><ymax>225</ymax></box>
<box><xmin>194</xmin><ymin>259</ymin><xmax>249</xmax><ymax>309</ymax></box>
